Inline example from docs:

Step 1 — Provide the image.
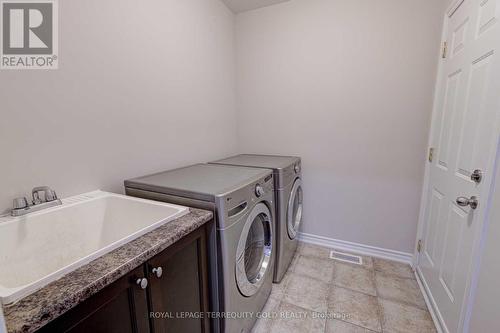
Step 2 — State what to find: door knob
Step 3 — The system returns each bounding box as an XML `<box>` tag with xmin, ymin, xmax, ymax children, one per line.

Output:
<box><xmin>136</xmin><ymin>278</ymin><xmax>148</xmax><ymax>289</ymax></box>
<box><xmin>471</xmin><ymin>169</ymin><xmax>483</xmax><ymax>184</ymax></box>
<box><xmin>152</xmin><ymin>266</ymin><xmax>163</xmax><ymax>278</ymax></box>
<box><xmin>456</xmin><ymin>196</ymin><xmax>478</xmax><ymax>210</ymax></box>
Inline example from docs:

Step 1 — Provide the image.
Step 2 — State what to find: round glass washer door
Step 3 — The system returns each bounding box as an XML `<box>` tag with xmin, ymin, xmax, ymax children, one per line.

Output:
<box><xmin>287</xmin><ymin>178</ymin><xmax>303</xmax><ymax>240</ymax></box>
<box><xmin>235</xmin><ymin>202</ymin><xmax>273</xmax><ymax>297</ymax></box>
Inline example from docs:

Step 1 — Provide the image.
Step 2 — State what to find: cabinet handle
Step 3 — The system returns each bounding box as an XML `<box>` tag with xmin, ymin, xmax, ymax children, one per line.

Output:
<box><xmin>152</xmin><ymin>266</ymin><xmax>163</xmax><ymax>278</ymax></box>
<box><xmin>136</xmin><ymin>278</ymin><xmax>148</xmax><ymax>289</ymax></box>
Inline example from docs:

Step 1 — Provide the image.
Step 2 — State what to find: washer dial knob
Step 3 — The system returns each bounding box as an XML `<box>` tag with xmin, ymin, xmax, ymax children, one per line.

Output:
<box><xmin>294</xmin><ymin>163</ymin><xmax>301</xmax><ymax>174</ymax></box>
<box><xmin>255</xmin><ymin>184</ymin><xmax>265</xmax><ymax>197</ymax></box>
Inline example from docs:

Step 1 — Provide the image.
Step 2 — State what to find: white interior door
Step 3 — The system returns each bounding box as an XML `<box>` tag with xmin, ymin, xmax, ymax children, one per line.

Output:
<box><xmin>417</xmin><ymin>0</ymin><xmax>500</xmax><ymax>332</ymax></box>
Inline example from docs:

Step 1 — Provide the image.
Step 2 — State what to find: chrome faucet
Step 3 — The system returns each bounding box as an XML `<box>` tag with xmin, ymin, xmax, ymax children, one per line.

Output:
<box><xmin>11</xmin><ymin>186</ymin><xmax>62</xmax><ymax>217</ymax></box>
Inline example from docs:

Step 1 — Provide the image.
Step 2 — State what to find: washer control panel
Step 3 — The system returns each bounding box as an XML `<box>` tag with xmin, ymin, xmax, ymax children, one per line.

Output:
<box><xmin>255</xmin><ymin>184</ymin><xmax>265</xmax><ymax>197</ymax></box>
<box><xmin>294</xmin><ymin>163</ymin><xmax>301</xmax><ymax>174</ymax></box>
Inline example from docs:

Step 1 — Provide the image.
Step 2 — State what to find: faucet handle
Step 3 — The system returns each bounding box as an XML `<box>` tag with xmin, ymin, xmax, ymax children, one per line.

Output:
<box><xmin>45</xmin><ymin>190</ymin><xmax>58</xmax><ymax>202</ymax></box>
<box><xmin>13</xmin><ymin>197</ymin><xmax>29</xmax><ymax>210</ymax></box>
<box><xmin>32</xmin><ymin>186</ymin><xmax>53</xmax><ymax>204</ymax></box>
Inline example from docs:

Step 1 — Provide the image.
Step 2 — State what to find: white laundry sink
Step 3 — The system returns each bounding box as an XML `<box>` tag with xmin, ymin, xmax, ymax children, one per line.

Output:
<box><xmin>0</xmin><ymin>191</ymin><xmax>188</xmax><ymax>304</ymax></box>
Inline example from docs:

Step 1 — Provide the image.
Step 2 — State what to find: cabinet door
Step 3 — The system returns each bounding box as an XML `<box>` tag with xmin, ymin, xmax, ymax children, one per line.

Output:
<box><xmin>148</xmin><ymin>226</ymin><xmax>210</xmax><ymax>333</ymax></box>
<box><xmin>38</xmin><ymin>266</ymin><xmax>150</xmax><ymax>333</ymax></box>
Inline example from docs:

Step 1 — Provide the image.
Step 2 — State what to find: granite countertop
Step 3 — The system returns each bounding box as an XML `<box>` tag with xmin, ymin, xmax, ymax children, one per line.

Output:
<box><xmin>3</xmin><ymin>208</ymin><xmax>213</xmax><ymax>333</ymax></box>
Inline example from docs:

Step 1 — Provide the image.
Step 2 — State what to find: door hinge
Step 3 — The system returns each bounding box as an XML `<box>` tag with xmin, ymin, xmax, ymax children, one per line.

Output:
<box><xmin>417</xmin><ymin>239</ymin><xmax>423</xmax><ymax>253</ymax></box>
<box><xmin>428</xmin><ymin>147</ymin><xmax>434</xmax><ymax>163</ymax></box>
<box><xmin>442</xmin><ymin>41</ymin><xmax>448</xmax><ymax>59</ymax></box>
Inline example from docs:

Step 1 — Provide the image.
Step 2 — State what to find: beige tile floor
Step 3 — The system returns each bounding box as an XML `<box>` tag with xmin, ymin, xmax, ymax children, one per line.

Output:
<box><xmin>252</xmin><ymin>242</ymin><xmax>437</xmax><ymax>333</ymax></box>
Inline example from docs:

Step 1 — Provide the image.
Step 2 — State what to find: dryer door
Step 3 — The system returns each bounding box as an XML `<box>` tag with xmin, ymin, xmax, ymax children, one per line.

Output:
<box><xmin>287</xmin><ymin>178</ymin><xmax>303</xmax><ymax>240</ymax></box>
<box><xmin>235</xmin><ymin>202</ymin><xmax>273</xmax><ymax>297</ymax></box>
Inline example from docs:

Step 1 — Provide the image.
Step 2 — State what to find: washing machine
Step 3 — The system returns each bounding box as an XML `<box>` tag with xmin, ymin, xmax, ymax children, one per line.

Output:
<box><xmin>124</xmin><ymin>164</ymin><xmax>275</xmax><ymax>333</ymax></box>
<box><xmin>210</xmin><ymin>155</ymin><xmax>302</xmax><ymax>283</ymax></box>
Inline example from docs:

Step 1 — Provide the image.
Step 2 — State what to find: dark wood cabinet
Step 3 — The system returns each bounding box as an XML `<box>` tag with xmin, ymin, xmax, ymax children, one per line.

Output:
<box><xmin>39</xmin><ymin>266</ymin><xmax>150</xmax><ymax>333</ymax></box>
<box><xmin>147</xmin><ymin>226</ymin><xmax>210</xmax><ymax>333</ymax></box>
<box><xmin>39</xmin><ymin>222</ymin><xmax>212</xmax><ymax>333</ymax></box>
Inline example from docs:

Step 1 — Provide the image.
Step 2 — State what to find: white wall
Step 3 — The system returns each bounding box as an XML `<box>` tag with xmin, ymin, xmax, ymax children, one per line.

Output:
<box><xmin>1</xmin><ymin>0</ymin><xmax>448</xmax><ymax>255</ymax></box>
<box><xmin>0</xmin><ymin>0</ymin><xmax>237</xmax><ymax>213</ymax></box>
<box><xmin>235</xmin><ymin>0</ymin><xmax>444</xmax><ymax>253</ymax></box>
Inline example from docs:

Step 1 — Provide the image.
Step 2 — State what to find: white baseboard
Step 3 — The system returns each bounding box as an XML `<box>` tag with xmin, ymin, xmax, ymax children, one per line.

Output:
<box><xmin>298</xmin><ymin>232</ymin><xmax>446</xmax><ymax>331</ymax></box>
<box><xmin>298</xmin><ymin>232</ymin><xmax>414</xmax><ymax>265</ymax></box>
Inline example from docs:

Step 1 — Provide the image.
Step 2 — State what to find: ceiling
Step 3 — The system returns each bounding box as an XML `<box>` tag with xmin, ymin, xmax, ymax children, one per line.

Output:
<box><xmin>221</xmin><ymin>0</ymin><xmax>291</xmax><ymax>13</ymax></box>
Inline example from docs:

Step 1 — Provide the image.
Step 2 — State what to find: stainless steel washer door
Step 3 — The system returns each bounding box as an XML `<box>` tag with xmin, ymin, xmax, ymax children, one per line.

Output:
<box><xmin>235</xmin><ymin>202</ymin><xmax>273</xmax><ymax>297</ymax></box>
<box><xmin>287</xmin><ymin>178</ymin><xmax>303</xmax><ymax>240</ymax></box>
